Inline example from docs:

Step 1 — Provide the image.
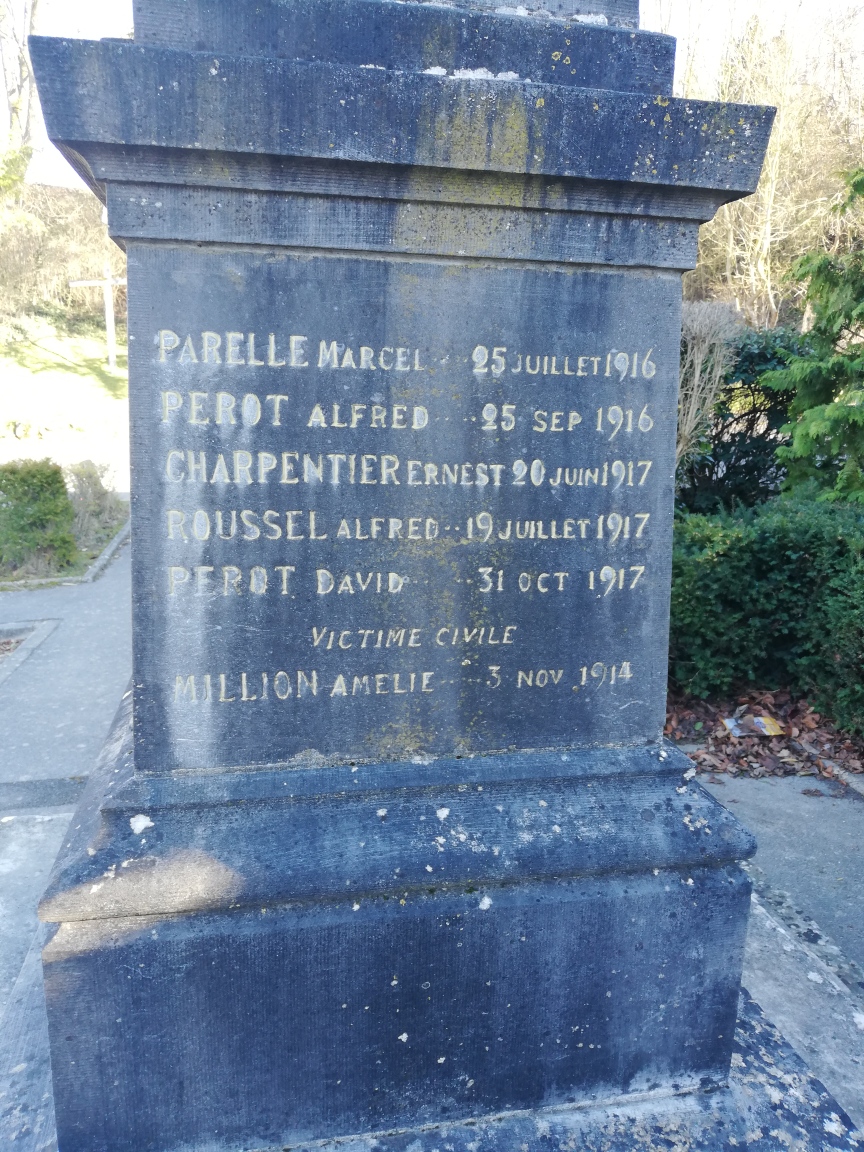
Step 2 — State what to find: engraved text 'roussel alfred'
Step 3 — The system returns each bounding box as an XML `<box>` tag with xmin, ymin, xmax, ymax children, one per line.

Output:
<box><xmin>154</xmin><ymin>327</ymin><xmax>659</xmax><ymax>716</ymax></box>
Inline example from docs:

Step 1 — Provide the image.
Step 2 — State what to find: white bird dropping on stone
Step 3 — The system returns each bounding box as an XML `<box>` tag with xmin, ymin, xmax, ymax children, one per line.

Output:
<box><xmin>130</xmin><ymin>814</ymin><xmax>154</xmax><ymax>835</ymax></box>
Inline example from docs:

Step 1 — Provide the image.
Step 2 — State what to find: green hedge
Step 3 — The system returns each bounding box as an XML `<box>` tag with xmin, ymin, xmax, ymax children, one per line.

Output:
<box><xmin>0</xmin><ymin>459</ymin><xmax>77</xmax><ymax>574</ymax></box>
<box><xmin>670</xmin><ymin>498</ymin><xmax>864</xmax><ymax>733</ymax></box>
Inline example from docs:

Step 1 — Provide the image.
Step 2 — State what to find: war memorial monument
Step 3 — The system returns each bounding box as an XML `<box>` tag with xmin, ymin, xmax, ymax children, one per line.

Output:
<box><xmin>26</xmin><ymin>1</ymin><xmax>860</xmax><ymax>1149</ymax></box>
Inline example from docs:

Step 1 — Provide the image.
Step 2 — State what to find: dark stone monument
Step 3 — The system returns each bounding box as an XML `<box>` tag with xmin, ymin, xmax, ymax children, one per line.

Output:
<box><xmin>30</xmin><ymin>3</ymin><xmax>779</xmax><ymax>1149</ymax></box>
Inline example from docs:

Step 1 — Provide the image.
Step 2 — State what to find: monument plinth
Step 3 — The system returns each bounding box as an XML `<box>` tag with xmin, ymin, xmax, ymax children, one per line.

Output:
<box><xmin>31</xmin><ymin>3</ymin><xmax>775</xmax><ymax>1149</ymax></box>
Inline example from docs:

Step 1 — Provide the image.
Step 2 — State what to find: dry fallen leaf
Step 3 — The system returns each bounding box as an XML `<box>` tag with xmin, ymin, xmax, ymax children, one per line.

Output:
<box><xmin>666</xmin><ymin>690</ymin><xmax>864</xmax><ymax>781</ymax></box>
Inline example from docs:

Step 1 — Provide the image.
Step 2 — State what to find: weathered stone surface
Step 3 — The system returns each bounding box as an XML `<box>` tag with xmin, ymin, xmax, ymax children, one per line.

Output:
<box><xmin>132</xmin><ymin>0</ymin><xmax>645</xmax><ymax>38</ymax></box>
<box><xmin>39</xmin><ymin>698</ymin><xmax>755</xmax><ymax>923</ymax></box>
<box><xmin>26</xmin><ymin>20</ymin><xmax>772</xmax><ymax>773</ymax></box>
<box><xmin>32</xmin><ymin>37</ymin><xmax>771</xmax><ymax>193</ymax></box>
<box><xmin>5</xmin><ymin>964</ymin><xmax>862</xmax><ymax>1150</ymax></box>
<box><xmin>44</xmin><ymin>871</ymin><xmax>751</xmax><ymax>1147</ymax></box>
<box><xmin>127</xmin><ymin>250</ymin><xmax>681</xmax><ymax>771</ymax></box>
<box><xmin>40</xmin><ymin>700</ymin><xmax>757</xmax><ymax>1152</ymax></box>
<box><xmin>133</xmin><ymin>0</ymin><xmax>660</xmax><ymax>80</ymax></box>
<box><xmin>29</xmin><ymin>2</ymin><xmax>776</xmax><ymax>1149</ymax></box>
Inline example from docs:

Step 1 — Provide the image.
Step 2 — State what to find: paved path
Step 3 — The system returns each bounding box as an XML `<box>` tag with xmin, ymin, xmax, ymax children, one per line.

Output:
<box><xmin>703</xmin><ymin>774</ymin><xmax>864</xmax><ymax>974</ymax></box>
<box><xmin>701</xmin><ymin>775</ymin><xmax>864</xmax><ymax>1128</ymax></box>
<box><xmin>0</xmin><ymin>545</ymin><xmax>131</xmax><ymax>1016</ymax></box>
<box><xmin>0</xmin><ymin>545</ymin><xmax>132</xmax><ymax>787</ymax></box>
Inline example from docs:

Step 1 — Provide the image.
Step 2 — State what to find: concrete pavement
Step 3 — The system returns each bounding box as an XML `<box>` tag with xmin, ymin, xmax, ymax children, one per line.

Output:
<box><xmin>0</xmin><ymin>544</ymin><xmax>131</xmax><ymax>1017</ymax></box>
<box><xmin>702</xmin><ymin>774</ymin><xmax>864</xmax><ymax>974</ymax></box>
<box><xmin>701</xmin><ymin>773</ymin><xmax>864</xmax><ymax>1129</ymax></box>
<box><xmin>0</xmin><ymin>542</ymin><xmax>131</xmax><ymax>788</ymax></box>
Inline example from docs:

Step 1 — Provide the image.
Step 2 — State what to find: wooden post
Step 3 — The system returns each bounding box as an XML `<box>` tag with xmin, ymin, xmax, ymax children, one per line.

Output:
<box><xmin>68</xmin><ymin>270</ymin><xmax>127</xmax><ymax>369</ymax></box>
<box><xmin>102</xmin><ymin>260</ymin><xmax>117</xmax><ymax>370</ymax></box>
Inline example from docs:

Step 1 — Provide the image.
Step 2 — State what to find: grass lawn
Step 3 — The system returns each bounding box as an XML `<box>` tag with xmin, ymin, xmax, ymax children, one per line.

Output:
<box><xmin>0</xmin><ymin>319</ymin><xmax>130</xmax><ymax>493</ymax></box>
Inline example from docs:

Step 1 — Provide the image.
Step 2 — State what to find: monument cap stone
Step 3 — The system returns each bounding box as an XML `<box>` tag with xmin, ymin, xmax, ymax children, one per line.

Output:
<box><xmin>453</xmin><ymin>0</ymin><xmax>640</xmax><ymax>21</ymax></box>
<box><xmin>131</xmin><ymin>0</ymin><xmax>655</xmax><ymax>80</ymax></box>
<box><xmin>29</xmin><ymin>4</ymin><xmax>777</xmax><ymax>1150</ymax></box>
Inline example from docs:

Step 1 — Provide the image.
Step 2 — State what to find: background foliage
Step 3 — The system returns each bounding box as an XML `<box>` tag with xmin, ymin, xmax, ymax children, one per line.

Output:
<box><xmin>64</xmin><ymin>459</ymin><xmax>126</xmax><ymax>549</ymax></box>
<box><xmin>0</xmin><ymin>182</ymin><xmax>126</xmax><ymax>330</ymax></box>
<box><xmin>677</xmin><ymin>327</ymin><xmax>805</xmax><ymax>513</ymax></box>
<box><xmin>0</xmin><ymin>457</ymin><xmax>76</xmax><ymax>574</ymax></box>
<box><xmin>0</xmin><ymin>0</ymin><xmax>126</xmax><ymax>335</ymax></box>
<box><xmin>763</xmin><ymin>173</ymin><xmax>864</xmax><ymax>503</ymax></box>
<box><xmin>670</xmin><ymin>499</ymin><xmax>864</xmax><ymax>734</ymax></box>
<box><xmin>680</xmin><ymin>13</ymin><xmax>864</xmax><ymax>327</ymax></box>
<box><xmin>0</xmin><ymin>458</ymin><xmax>126</xmax><ymax>579</ymax></box>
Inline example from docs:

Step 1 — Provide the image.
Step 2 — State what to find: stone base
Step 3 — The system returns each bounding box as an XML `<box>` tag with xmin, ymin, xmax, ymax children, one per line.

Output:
<box><xmin>27</xmin><ymin>701</ymin><xmax>860</xmax><ymax>1151</ymax></box>
<box><xmin>279</xmin><ymin>995</ymin><xmax>863</xmax><ymax>1151</ymax></box>
<box><xmin>43</xmin><ymin>867</ymin><xmax>753</xmax><ymax>1150</ymax></box>
<box><xmin>2</xmin><ymin>963</ymin><xmax>860</xmax><ymax>1152</ymax></box>
<box><xmin>32</xmin><ymin>699</ymin><xmax>766</xmax><ymax>1151</ymax></box>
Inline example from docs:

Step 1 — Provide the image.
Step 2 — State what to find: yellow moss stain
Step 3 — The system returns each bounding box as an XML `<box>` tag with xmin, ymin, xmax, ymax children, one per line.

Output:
<box><xmin>490</xmin><ymin>90</ymin><xmax>532</xmax><ymax>173</ymax></box>
<box><xmin>419</xmin><ymin>24</ymin><xmax>457</xmax><ymax>73</ymax></box>
<box><xmin>442</xmin><ymin>91</ymin><xmax>492</xmax><ymax>170</ymax></box>
<box><xmin>415</xmin><ymin>83</ymin><xmax>541</xmax><ymax>175</ymax></box>
<box><xmin>364</xmin><ymin>720</ymin><xmax>436</xmax><ymax>760</ymax></box>
<box><xmin>450</xmin><ymin>169</ymin><xmax>534</xmax><ymax>209</ymax></box>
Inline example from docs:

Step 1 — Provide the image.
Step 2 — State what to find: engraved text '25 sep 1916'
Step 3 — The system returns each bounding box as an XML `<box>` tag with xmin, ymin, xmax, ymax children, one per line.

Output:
<box><xmin>139</xmin><ymin>281</ymin><xmax>674</xmax><ymax>764</ymax></box>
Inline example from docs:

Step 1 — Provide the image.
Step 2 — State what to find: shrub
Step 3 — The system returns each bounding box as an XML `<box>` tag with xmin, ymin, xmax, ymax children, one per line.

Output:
<box><xmin>676</xmin><ymin>302</ymin><xmax>741</xmax><ymax>470</ymax></box>
<box><xmin>676</xmin><ymin>327</ymin><xmax>804</xmax><ymax>513</ymax></box>
<box><xmin>0</xmin><ymin>459</ymin><xmax>78</xmax><ymax>575</ymax></box>
<box><xmin>64</xmin><ymin>460</ymin><xmax>127</xmax><ymax>551</ymax></box>
<box><xmin>670</xmin><ymin>498</ymin><xmax>864</xmax><ymax>733</ymax></box>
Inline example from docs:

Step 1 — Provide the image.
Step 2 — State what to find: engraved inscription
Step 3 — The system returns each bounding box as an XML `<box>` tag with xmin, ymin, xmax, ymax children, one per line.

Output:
<box><xmin>132</xmin><ymin>252</ymin><xmax>678</xmax><ymax>768</ymax></box>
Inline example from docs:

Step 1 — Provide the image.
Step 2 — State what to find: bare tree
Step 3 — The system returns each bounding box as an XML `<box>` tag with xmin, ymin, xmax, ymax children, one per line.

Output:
<box><xmin>0</xmin><ymin>0</ymin><xmax>131</xmax><ymax>337</ymax></box>
<box><xmin>0</xmin><ymin>0</ymin><xmax>40</xmax><ymax>160</ymax></box>
<box><xmin>677</xmin><ymin>302</ymin><xmax>741</xmax><ymax>469</ymax></box>
<box><xmin>685</xmin><ymin>12</ymin><xmax>864</xmax><ymax>327</ymax></box>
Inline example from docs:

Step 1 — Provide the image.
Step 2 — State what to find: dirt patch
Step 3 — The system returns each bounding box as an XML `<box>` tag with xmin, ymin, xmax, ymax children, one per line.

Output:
<box><xmin>0</xmin><ymin>636</ymin><xmax>23</xmax><ymax>661</ymax></box>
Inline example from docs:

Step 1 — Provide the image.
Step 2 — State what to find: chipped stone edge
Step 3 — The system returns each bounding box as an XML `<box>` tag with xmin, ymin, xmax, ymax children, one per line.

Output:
<box><xmin>420</xmin><ymin>0</ymin><xmax>631</xmax><ymax>27</ymax></box>
<box><xmin>0</xmin><ymin>619</ymin><xmax>60</xmax><ymax>691</ymax></box>
<box><xmin>273</xmin><ymin>1085</ymin><xmax>712</xmax><ymax>1152</ymax></box>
